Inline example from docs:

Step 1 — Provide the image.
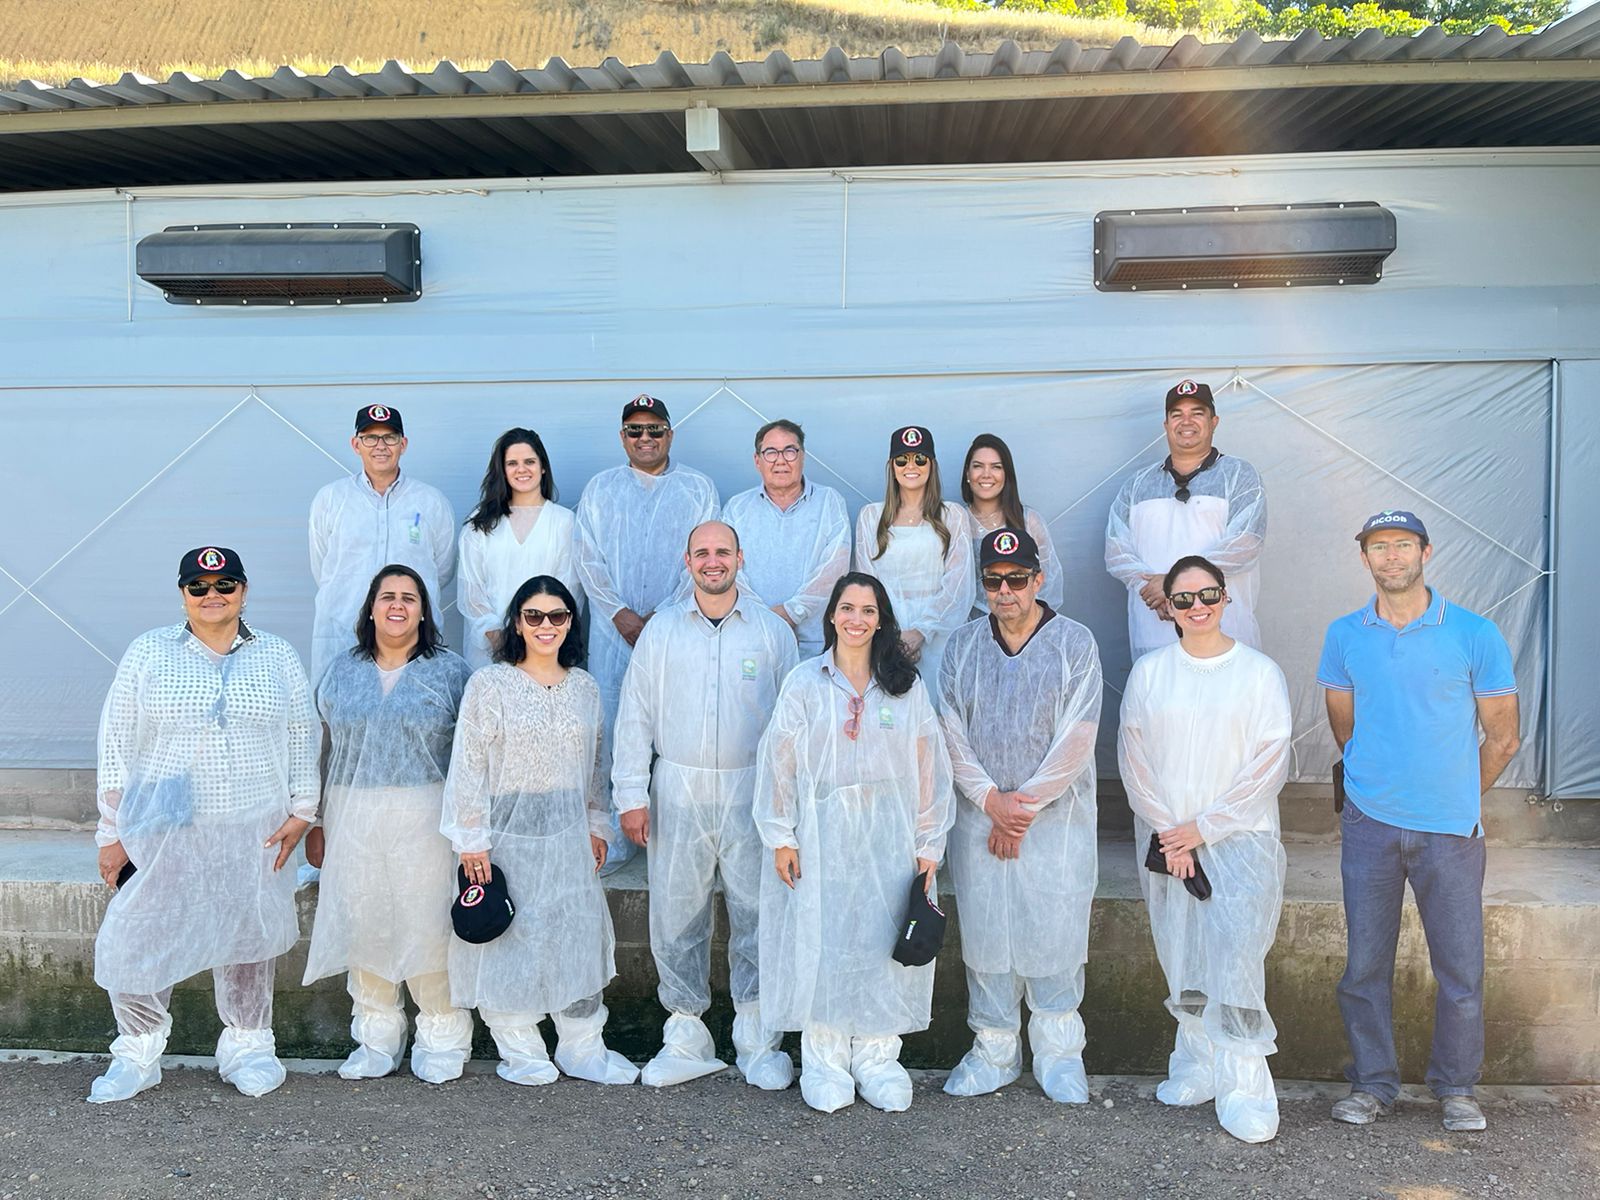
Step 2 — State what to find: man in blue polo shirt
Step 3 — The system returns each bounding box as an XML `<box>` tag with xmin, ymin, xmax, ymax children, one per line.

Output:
<box><xmin>1317</xmin><ymin>510</ymin><xmax>1521</xmax><ymax>1133</ymax></box>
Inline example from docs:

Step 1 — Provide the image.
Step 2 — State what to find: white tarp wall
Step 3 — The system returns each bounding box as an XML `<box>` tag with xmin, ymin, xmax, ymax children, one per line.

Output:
<box><xmin>0</xmin><ymin>148</ymin><xmax>1594</xmax><ymax>792</ymax></box>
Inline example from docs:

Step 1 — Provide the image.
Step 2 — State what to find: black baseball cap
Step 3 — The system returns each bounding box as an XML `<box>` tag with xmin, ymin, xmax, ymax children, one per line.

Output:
<box><xmin>621</xmin><ymin>394</ymin><xmax>671</xmax><ymax>424</ymax></box>
<box><xmin>451</xmin><ymin>864</ymin><xmax>516</xmax><ymax>944</ymax></box>
<box><xmin>178</xmin><ymin>546</ymin><xmax>246</xmax><ymax>586</ymax></box>
<box><xmin>1165</xmin><ymin>380</ymin><xmax>1215</xmax><ymax>413</ymax></box>
<box><xmin>892</xmin><ymin>873</ymin><xmax>947</xmax><ymax>968</ymax></box>
<box><xmin>890</xmin><ymin>426</ymin><xmax>935</xmax><ymax>458</ymax></box>
<box><xmin>355</xmin><ymin>403</ymin><xmax>404</xmax><ymax>435</ymax></box>
<box><xmin>979</xmin><ymin>527</ymin><xmax>1041</xmax><ymax>572</ymax></box>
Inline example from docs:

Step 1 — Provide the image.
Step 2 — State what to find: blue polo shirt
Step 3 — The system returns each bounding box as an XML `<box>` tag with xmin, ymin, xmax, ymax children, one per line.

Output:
<box><xmin>1316</xmin><ymin>588</ymin><xmax>1516</xmax><ymax>837</ymax></box>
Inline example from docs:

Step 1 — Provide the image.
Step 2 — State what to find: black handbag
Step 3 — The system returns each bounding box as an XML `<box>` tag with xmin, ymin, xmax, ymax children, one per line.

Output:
<box><xmin>1144</xmin><ymin>832</ymin><xmax>1212</xmax><ymax>901</ymax></box>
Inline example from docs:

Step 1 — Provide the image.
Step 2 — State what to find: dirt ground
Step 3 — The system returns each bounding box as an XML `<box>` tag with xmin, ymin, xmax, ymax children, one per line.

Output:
<box><xmin>1</xmin><ymin>1060</ymin><xmax>1596</xmax><ymax>1200</ymax></box>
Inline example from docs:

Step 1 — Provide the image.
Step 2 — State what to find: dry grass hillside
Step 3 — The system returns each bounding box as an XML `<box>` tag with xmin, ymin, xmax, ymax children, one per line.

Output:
<box><xmin>0</xmin><ymin>0</ymin><xmax>1180</xmax><ymax>86</ymax></box>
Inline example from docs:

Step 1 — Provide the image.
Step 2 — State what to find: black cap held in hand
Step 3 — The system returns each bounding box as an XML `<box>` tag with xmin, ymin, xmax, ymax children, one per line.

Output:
<box><xmin>451</xmin><ymin>863</ymin><xmax>516</xmax><ymax>944</ymax></box>
<box><xmin>892</xmin><ymin>873</ymin><xmax>947</xmax><ymax>967</ymax></box>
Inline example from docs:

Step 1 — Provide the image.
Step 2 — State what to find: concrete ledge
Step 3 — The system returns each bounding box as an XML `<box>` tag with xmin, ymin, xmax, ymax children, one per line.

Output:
<box><xmin>3</xmin><ymin>830</ymin><xmax>1597</xmax><ymax>1083</ymax></box>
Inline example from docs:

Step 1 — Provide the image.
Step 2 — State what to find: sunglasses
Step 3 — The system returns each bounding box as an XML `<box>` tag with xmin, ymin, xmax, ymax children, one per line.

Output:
<box><xmin>184</xmin><ymin>579</ymin><xmax>240</xmax><ymax>596</ymax></box>
<box><xmin>981</xmin><ymin>571</ymin><xmax>1035</xmax><ymax>593</ymax></box>
<box><xmin>622</xmin><ymin>424</ymin><xmax>670</xmax><ymax>440</ymax></box>
<box><xmin>843</xmin><ymin>694</ymin><xmax>864</xmax><ymax>742</ymax></box>
<box><xmin>1168</xmin><ymin>586</ymin><xmax>1225</xmax><ymax>610</ymax></box>
<box><xmin>519</xmin><ymin>608</ymin><xmax>572</xmax><ymax>627</ymax></box>
<box><xmin>893</xmin><ymin>453</ymin><xmax>930</xmax><ymax>468</ymax></box>
<box><xmin>357</xmin><ymin>433</ymin><xmax>402</xmax><ymax>448</ymax></box>
<box><xmin>757</xmin><ymin>446</ymin><xmax>801</xmax><ymax>463</ymax></box>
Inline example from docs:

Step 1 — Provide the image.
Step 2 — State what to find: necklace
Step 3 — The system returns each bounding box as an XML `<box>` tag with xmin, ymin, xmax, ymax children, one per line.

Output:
<box><xmin>1163</xmin><ymin>448</ymin><xmax>1221</xmax><ymax>503</ymax></box>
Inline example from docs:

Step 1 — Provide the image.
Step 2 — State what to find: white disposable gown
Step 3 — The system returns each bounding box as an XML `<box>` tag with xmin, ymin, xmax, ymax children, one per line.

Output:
<box><xmin>309</xmin><ymin>472</ymin><xmax>456</xmax><ymax>685</ymax></box>
<box><xmin>754</xmin><ymin>658</ymin><xmax>955</xmax><ymax>1038</ymax></box>
<box><xmin>457</xmin><ymin>503</ymin><xmax>583</xmax><ymax>670</ymax></box>
<box><xmin>967</xmin><ymin>507</ymin><xmax>1065</xmax><ymax>618</ymax></box>
<box><xmin>304</xmin><ymin>648</ymin><xmax>474</xmax><ymax>986</ymax></box>
<box><xmin>1104</xmin><ymin>454</ymin><xmax>1266</xmax><ymax>658</ymax></box>
<box><xmin>442</xmin><ymin>665</ymin><xmax>616</xmax><ymax>1017</ymax></box>
<box><xmin>94</xmin><ymin>623</ymin><xmax>319</xmax><ymax>996</ymax></box>
<box><xmin>853</xmin><ymin>502</ymin><xmax>976</xmax><ymax>697</ymax></box>
<box><xmin>722</xmin><ymin>480</ymin><xmax>852</xmax><ymax>658</ymax></box>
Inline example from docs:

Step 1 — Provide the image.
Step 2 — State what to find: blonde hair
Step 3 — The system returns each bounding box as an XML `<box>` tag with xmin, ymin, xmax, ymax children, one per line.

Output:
<box><xmin>872</xmin><ymin>458</ymin><xmax>953</xmax><ymax>561</ymax></box>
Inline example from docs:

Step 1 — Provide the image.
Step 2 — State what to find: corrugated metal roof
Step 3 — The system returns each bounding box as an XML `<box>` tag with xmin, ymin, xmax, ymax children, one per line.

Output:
<box><xmin>1</xmin><ymin>9</ymin><xmax>1597</xmax><ymax>191</ymax></box>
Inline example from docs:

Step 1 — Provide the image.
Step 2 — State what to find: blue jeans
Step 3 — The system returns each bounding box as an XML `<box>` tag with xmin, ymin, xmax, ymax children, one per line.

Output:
<box><xmin>1336</xmin><ymin>799</ymin><xmax>1486</xmax><ymax>1104</ymax></box>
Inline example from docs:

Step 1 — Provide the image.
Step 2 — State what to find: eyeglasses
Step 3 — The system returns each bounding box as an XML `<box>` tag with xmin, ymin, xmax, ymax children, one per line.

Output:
<box><xmin>519</xmin><ymin>608</ymin><xmax>572</xmax><ymax>627</ymax></box>
<box><xmin>893</xmin><ymin>453</ymin><xmax>930</xmax><ymax>468</ymax></box>
<box><xmin>1168</xmin><ymin>586</ymin><xmax>1225</xmax><ymax>610</ymax></box>
<box><xmin>843</xmin><ymin>695</ymin><xmax>864</xmax><ymax>742</ymax></box>
<box><xmin>981</xmin><ymin>571</ymin><xmax>1035</xmax><ymax>593</ymax></box>
<box><xmin>185</xmin><ymin>579</ymin><xmax>240</xmax><ymax>597</ymax></box>
<box><xmin>622</xmin><ymin>424</ymin><xmax>670</xmax><ymax>440</ymax></box>
<box><xmin>357</xmin><ymin>433</ymin><xmax>402</xmax><ymax>448</ymax></box>
<box><xmin>757</xmin><ymin>446</ymin><xmax>802</xmax><ymax>463</ymax></box>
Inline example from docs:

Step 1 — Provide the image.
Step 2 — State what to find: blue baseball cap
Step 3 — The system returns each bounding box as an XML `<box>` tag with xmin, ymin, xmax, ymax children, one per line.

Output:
<box><xmin>1356</xmin><ymin>510</ymin><xmax>1429</xmax><ymax>544</ymax></box>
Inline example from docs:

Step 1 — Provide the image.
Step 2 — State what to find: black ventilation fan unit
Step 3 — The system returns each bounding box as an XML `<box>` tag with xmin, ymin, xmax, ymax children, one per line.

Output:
<box><xmin>136</xmin><ymin>223</ymin><xmax>422</xmax><ymax>305</ymax></box>
<box><xmin>1094</xmin><ymin>203</ymin><xmax>1396</xmax><ymax>292</ymax></box>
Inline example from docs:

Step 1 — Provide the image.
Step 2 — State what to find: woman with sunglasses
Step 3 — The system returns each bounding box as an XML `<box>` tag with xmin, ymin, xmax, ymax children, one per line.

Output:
<box><xmin>755</xmin><ymin>572</ymin><xmax>954</xmax><ymax>1113</ymax></box>
<box><xmin>89</xmin><ymin>547</ymin><xmax>318</xmax><ymax>1103</ymax></box>
<box><xmin>443</xmin><ymin>575</ymin><xmax>638</xmax><ymax>1086</ymax></box>
<box><xmin>854</xmin><ymin>426</ymin><xmax>975</xmax><ymax>699</ymax></box>
<box><xmin>961</xmin><ymin>433</ymin><xmax>1064</xmax><ymax>616</ymax></box>
<box><xmin>1116</xmin><ymin>554</ymin><xmax>1292</xmax><ymax>1143</ymax></box>
<box><xmin>458</xmin><ymin>428</ymin><xmax>583</xmax><ymax>670</ymax></box>
<box><xmin>302</xmin><ymin>565</ymin><xmax>475</xmax><ymax>1084</ymax></box>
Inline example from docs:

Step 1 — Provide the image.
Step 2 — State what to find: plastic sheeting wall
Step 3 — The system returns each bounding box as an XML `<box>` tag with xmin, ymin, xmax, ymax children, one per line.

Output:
<box><xmin>0</xmin><ymin>149</ymin><xmax>1591</xmax><ymax>791</ymax></box>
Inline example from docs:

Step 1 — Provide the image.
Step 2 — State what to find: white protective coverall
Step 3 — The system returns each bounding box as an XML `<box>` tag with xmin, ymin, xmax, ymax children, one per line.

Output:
<box><xmin>442</xmin><ymin>664</ymin><xmax>637</xmax><ymax>1086</ymax></box>
<box><xmin>304</xmin><ymin>648</ymin><xmax>475</xmax><ymax>1084</ymax></box>
<box><xmin>853</xmin><ymin>502</ymin><xmax>976</xmax><ymax>700</ymax></box>
<box><xmin>457</xmin><ymin>503</ymin><xmax>583</xmax><ymax>670</ymax></box>
<box><xmin>968</xmin><ymin>507</ymin><xmax>1065</xmax><ymax>618</ymax></box>
<box><xmin>1117</xmin><ymin>640</ymin><xmax>1292</xmax><ymax>1143</ymax></box>
<box><xmin>722</xmin><ymin>479</ymin><xmax>852</xmax><ymax>660</ymax></box>
<box><xmin>937</xmin><ymin>607</ymin><xmax>1102</xmax><ymax>1102</ymax></box>
<box><xmin>1104</xmin><ymin>454</ymin><xmax>1266</xmax><ymax>658</ymax></box>
<box><xmin>575</xmin><ymin>462</ymin><xmax>720</xmax><ymax>864</ymax></box>
<box><xmin>309</xmin><ymin>471</ymin><xmax>456</xmax><ymax>686</ymax></box>
<box><xmin>91</xmin><ymin>622</ymin><xmax>319</xmax><ymax>1103</ymax></box>
<box><xmin>612</xmin><ymin>592</ymin><xmax>800</xmax><ymax>1089</ymax></box>
<box><xmin>754</xmin><ymin>657</ymin><xmax>955</xmax><ymax>1113</ymax></box>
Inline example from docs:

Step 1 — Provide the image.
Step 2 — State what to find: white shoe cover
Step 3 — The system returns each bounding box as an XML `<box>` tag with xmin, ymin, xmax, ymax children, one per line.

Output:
<box><xmin>88</xmin><ymin>1020</ymin><xmax>170</xmax><ymax>1104</ymax></box>
<box><xmin>641</xmin><ymin>1013</ymin><xmax>728</xmax><ymax>1088</ymax></box>
<box><xmin>733</xmin><ymin>1002</ymin><xmax>793</xmax><ymax>1091</ymax></box>
<box><xmin>338</xmin><ymin>1004</ymin><xmax>406</xmax><ymax>1080</ymax></box>
<box><xmin>799</xmin><ymin>1027</ymin><xmax>855</xmax><ymax>1113</ymax></box>
<box><xmin>412</xmin><ymin>1009</ymin><xmax>473</xmax><ymax>1085</ymax></box>
<box><xmin>490</xmin><ymin>1021</ymin><xmax>559</xmax><ymax>1087</ymax></box>
<box><xmin>943</xmin><ymin>1029</ymin><xmax>1022</xmax><ymax>1097</ymax></box>
<box><xmin>552</xmin><ymin>1005</ymin><xmax>639</xmax><ymax>1085</ymax></box>
<box><xmin>1155</xmin><ymin>1017</ymin><xmax>1215</xmax><ymax>1107</ymax></box>
<box><xmin>216</xmin><ymin>1027</ymin><xmax>286</xmax><ymax>1098</ymax></box>
<box><xmin>1215</xmin><ymin>1050</ymin><xmax>1279</xmax><ymax>1143</ymax></box>
<box><xmin>1030</xmin><ymin>1009</ymin><xmax>1089</xmax><ymax>1104</ymax></box>
<box><xmin>850</xmin><ymin>1036</ymin><xmax>912</xmax><ymax>1113</ymax></box>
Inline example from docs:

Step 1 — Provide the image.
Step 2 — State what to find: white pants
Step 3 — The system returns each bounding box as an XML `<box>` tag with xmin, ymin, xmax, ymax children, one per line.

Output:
<box><xmin>110</xmin><ymin>959</ymin><xmax>274</xmax><ymax>1036</ymax></box>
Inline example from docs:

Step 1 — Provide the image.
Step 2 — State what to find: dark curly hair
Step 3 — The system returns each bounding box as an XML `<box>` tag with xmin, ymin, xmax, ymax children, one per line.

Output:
<box><xmin>821</xmin><ymin>572</ymin><xmax>920</xmax><ymax>698</ymax></box>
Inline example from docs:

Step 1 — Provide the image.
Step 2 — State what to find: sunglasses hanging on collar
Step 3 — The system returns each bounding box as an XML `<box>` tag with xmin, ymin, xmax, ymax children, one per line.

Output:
<box><xmin>1164</xmin><ymin>448</ymin><xmax>1221</xmax><ymax>503</ymax></box>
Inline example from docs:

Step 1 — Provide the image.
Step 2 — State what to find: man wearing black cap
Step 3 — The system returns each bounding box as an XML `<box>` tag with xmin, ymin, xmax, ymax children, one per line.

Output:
<box><xmin>1105</xmin><ymin>380</ymin><xmax>1266</xmax><ymax>660</ymax></box>
<box><xmin>937</xmin><ymin>527</ymin><xmax>1103</xmax><ymax>1102</ymax></box>
<box><xmin>575</xmin><ymin>395</ymin><xmax>721</xmax><ymax>870</ymax></box>
<box><xmin>308</xmin><ymin>404</ymin><xmax>456</xmax><ymax>685</ymax></box>
<box><xmin>1318</xmin><ymin>511</ymin><xmax>1520</xmax><ymax>1133</ymax></box>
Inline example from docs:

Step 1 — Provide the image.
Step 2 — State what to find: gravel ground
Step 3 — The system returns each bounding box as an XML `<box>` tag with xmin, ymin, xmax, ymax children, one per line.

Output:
<box><xmin>0</xmin><ymin>1059</ymin><xmax>1596</xmax><ymax>1200</ymax></box>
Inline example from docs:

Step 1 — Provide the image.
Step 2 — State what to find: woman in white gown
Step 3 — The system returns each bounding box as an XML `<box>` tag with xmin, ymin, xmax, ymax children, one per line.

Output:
<box><xmin>458</xmin><ymin>428</ymin><xmax>582</xmax><ymax>670</ymax></box>
<box><xmin>443</xmin><ymin>574</ymin><xmax>638</xmax><ymax>1087</ymax></box>
<box><xmin>853</xmin><ymin>426</ymin><xmax>975</xmax><ymax>698</ymax></box>
<box><xmin>1117</xmin><ymin>554</ymin><xmax>1292</xmax><ymax>1144</ymax></box>
<box><xmin>755</xmin><ymin>572</ymin><xmax>954</xmax><ymax>1113</ymax></box>
<box><xmin>960</xmin><ymin>433</ymin><xmax>1064</xmax><ymax>616</ymax></box>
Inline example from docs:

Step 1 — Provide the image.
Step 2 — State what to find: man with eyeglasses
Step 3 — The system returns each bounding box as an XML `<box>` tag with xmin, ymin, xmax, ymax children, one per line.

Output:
<box><xmin>1318</xmin><ymin>511</ymin><xmax>1520</xmax><ymax>1134</ymax></box>
<box><xmin>937</xmin><ymin>527</ymin><xmax>1103</xmax><ymax>1103</ymax></box>
<box><xmin>309</xmin><ymin>405</ymin><xmax>455</xmax><ymax>686</ymax></box>
<box><xmin>612</xmin><ymin>521</ymin><xmax>800</xmax><ymax>1089</ymax></box>
<box><xmin>1105</xmin><ymin>380</ymin><xmax>1266</xmax><ymax>660</ymax></box>
<box><xmin>722</xmin><ymin>419</ymin><xmax>851</xmax><ymax>660</ymax></box>
<box><xmin>576</xmin><ymin>395</ymin><xmax>721</xmax><ymax>870</ymax></box>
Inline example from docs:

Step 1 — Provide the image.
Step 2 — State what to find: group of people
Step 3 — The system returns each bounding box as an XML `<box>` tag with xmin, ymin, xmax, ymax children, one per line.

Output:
<box><xmin>86</xmin><ymin>384</ymin><xmax>1521</xmax><ymax>1144</ymax></box>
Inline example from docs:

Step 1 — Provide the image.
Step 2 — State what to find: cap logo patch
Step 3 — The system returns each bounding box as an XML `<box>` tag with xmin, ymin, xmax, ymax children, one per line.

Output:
<box><xmin>901</xmin><ymin>428</ymin><xmax>923</xmax><ymax>447</ymax></box>
<box><xmin>198</xmin><ymin>548</ymin><xmax>226</xmax><ymax>571</ymax></box>
<box><xmin>634</xmin><ymin>395</ymin><xmax>655</xmax><ymax>408</ymax></box>
<box><xmin>460</xmin><ymin>884</ymin><xmax>485</xmax><ymax>907</ymax></box>
<box><xmin>1176</xmin><ymin>380</ymin><xmax>1198</xmax><ymax>396</ymax></box>
<box><xmin>367</xmin><ymin>405</ymin><xmax>390</xmax><ymax>422</ymax></box>
<box><xmin>993</xmin><ymin>532</ymin><xmax>1019</xmax><ymax>556</ymax></box>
